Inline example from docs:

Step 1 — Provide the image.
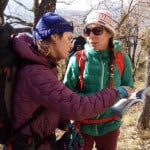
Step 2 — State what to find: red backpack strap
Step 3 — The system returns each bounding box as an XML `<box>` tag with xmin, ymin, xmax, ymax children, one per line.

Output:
<box><xmin>115</xmin><ymin>51</ymin><xmax>124</xmax><ymax>77</ymax></box>
<box><xmin>76</xmin><ymin>50</ymin><xmax>86</xmax><ymax>91</ymax></box>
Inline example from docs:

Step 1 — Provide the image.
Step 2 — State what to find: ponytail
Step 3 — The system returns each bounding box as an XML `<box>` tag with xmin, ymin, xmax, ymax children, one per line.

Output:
<box><xmin>107</xmin><ymin>38</ymin><xmax>116</xmax><ymax>88</ymax></box>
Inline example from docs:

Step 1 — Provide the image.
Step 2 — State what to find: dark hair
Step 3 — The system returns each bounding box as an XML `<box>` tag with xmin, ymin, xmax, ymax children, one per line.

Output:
<box><xmin>107</xmin><ymin>37</ymin><xmax>116</xmax><ymax>88</ymax></box>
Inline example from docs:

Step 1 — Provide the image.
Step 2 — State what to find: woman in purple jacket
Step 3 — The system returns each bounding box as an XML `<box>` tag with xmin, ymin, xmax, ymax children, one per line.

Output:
<box><xmin>10</xmin><ymin>12</ymin><xmax>121</xmax><ymax>150</ymax></box>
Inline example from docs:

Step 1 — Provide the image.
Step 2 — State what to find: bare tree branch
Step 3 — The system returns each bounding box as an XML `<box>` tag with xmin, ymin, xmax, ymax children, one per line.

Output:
<box><xmin>13</xmin><ymin>0</ymin><xmax>33</xmax><ymax>11</ymax></box>
<box><xmin>117</xmin><ymin>0</ymin><xmax>137</xmax><ymax>30</ymax></box>
<box><xmin>4</xmin><ymin>14</ymin><xmax>33</xmax><ymax>26</ymax></box>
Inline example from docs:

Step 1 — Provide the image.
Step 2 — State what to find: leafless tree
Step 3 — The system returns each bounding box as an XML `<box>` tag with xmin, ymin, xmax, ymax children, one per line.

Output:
<box><xmin>0</xmin><ymin>0</ymin><xmax>9</xmax><ymax>25</ymax></box>
<box><xmin>137</xmin><ymin>88</ymin><xmax>150</xmax><ymax>130</ymax></box>
<box><xmin>33</xmin><ymin>0</ymin><xmax>56</xmax><ymax>26</ymax></box>
<box><xmin>115</xmin><ymin>0</ymin><xmax>150</xmax><ymax>80</ymax></box>
<box><xmin>2</xmin><ymin>0</ymin><xmax>57</xmax><ymax>32</ymax></box>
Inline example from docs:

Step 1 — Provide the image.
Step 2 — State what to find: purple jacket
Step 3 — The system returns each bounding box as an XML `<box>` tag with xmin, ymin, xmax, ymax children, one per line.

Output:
<box><xmin>12</xmin><ymin>33</ymin><xmax>118</xmax><ymax>149</ymax></box>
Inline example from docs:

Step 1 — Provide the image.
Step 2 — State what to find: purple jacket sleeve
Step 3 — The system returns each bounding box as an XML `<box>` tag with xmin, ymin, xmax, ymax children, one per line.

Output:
<box><xmin>26</xmin><ymin>65</ymin><xmax>119</xmax><ymax>121</ymax></box>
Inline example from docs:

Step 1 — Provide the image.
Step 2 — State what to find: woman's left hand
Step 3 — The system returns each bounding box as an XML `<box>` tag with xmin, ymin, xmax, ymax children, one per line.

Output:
<box><xmin>123</xmin><ymin>86</ymin><xmax>135</xmax><ymax>97</ymax></box>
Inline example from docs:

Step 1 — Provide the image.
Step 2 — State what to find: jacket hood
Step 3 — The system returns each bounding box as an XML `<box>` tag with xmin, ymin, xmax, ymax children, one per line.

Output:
<box><xmin>113</xmin><ymin>40</ymin><xmax>122</xmax><ymax>52</ymax></box>
<box><xmin>12</xmin><ymin>33</ymin><xmax>49</xmax><ymax>66</ymax></box>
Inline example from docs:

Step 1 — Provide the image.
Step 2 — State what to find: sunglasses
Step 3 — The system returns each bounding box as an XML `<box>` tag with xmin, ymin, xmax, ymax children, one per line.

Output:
<box><xmin>83</xmin><ymin>26</ymin><xmax>104</xmax><ymax>36</ymax></box>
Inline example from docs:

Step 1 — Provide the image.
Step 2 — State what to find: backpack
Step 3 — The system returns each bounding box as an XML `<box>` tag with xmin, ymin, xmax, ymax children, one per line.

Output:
<box><xmin>0</xmin><ymin>23</ymin><xmax>17</xmax><ymax>144</ymax></box>
<box><xmin>0</xmin><ymin>23</ymin><xmax>45</xmax><ymax>145</ymax></box>
<box><xmin>76</xmin><ymin>50</ymin><xmax>125</xmax><ymax>91</ymax></box>
<box><xmin>66</xmin><ymin>36</ymin><xmax>86</xmax><ymax>65</ymax></box>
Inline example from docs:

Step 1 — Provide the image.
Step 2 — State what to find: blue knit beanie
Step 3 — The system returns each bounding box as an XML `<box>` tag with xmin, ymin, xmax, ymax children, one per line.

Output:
<box><xmin>32</xmin><ymin>12</ymin><xmax>73</xmax><ymax>41</ymax></box>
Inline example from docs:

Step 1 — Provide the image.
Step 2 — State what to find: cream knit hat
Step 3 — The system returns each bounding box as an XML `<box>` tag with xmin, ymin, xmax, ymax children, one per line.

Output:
<box><xmin>85</xmin><ymin>10</ymin><xmax>115</xmax><ymax>36</ymax></box>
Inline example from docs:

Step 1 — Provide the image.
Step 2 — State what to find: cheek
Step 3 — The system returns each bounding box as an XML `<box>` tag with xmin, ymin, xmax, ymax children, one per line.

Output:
<box><xmin>57</xmin><ymin>41</ymin><xmax>69</xmax><ymax>59</ymax></box>
<box><xmin>99</xmin><ymin>35</ymin><xmax>109</xmax><ymax>44</ymax></box>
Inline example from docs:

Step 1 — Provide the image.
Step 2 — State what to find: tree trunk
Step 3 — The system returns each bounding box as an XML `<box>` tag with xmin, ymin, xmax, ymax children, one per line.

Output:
<box><xmin>33</xmin><ymin>0</ymin><xmax>39</xmax><ymax>26</ymax></box>
<box><xmin>146</xmin><ymin>46</ymin><xmax>150</xmax><ymax>87</ymax></box>
<box><xmin>137</xmin><ymin>89</ymin><xmax>150</xmax><ymax>129</ymax></box>
<box><xmin>0</xmin><ymin>0</ymin><xmax>9</xmax><ymax>24</ymax></box>
<box><xmin>33</xmin><ymin>0</ymin><xmax>57</xmax><ymax>26</ymax></box>
<box><xmin>137</xmin><ymin>46</ymin><xmax>150</xmax><ymax>130</ymax></box>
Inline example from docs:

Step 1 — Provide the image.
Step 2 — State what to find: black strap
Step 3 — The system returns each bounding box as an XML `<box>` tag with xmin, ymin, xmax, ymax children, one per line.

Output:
<box><xmin>12</xmin><ymin>105</ymin><xmax>45</xmax><ymax>136</ymax></box>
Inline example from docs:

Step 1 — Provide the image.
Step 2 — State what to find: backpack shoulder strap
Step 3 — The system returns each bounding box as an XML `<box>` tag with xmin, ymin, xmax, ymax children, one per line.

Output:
<box><xmin>76</xmin><ymin>50</ymin><xmax>86</xmax><ymax>91</ymax></box>
<box><xmin>12</xmin><ymin>105</ymin><xmax>45</xmax><ymax>136</ymax></box>
<box><xmin>115</xmin><ymin>51</ymin><xmax>124</xmax><ymax>77</ymax></box>
<box><xmin>76</xmin><ymin>50</ymin><xmax>124</xmax><ymax>87</ymax></box>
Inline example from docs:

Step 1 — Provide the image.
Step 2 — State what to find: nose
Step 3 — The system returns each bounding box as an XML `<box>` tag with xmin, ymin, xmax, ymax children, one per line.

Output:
<box><xmin>88</xmin><ymin>32</ymin><xmax>95</xmax><ymax>40</ymax></box>
<box><xmin>89</xmin><ymin>31</ymin><xmax>95</xmax><ymax>36</ymax></box>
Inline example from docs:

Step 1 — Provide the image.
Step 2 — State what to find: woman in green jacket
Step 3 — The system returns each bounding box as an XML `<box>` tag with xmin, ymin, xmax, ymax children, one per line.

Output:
<box><xmin>63</xmin><ymin>9</ymin><xmax>134</xmax><ymax>150</ymax></box>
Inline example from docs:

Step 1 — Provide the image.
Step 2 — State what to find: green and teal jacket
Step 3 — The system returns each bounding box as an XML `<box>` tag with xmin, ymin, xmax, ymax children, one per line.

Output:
<box><xmin>63</xmin><ymin>40</ymin><xmax>134</xmax><ymax>136</ymax></box>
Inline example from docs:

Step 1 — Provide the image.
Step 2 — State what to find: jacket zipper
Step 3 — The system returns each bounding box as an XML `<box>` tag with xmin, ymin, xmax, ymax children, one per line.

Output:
<box><xmin>100</xmin><ymin>54</ymin><xmax>105</xmax><ymax>89</ymax></box>
<box><xmin>95</xmin><ymin>55</ymin><xmax>105</xmax><ymax>134</ymax></box>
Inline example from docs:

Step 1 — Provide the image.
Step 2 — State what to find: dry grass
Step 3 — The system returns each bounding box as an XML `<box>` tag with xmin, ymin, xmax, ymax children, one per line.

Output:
<box><xmin>117</xmin><ymin>102</ymin><xmax>150</xmax><ymax>150</ymax></box>
<box><xmin>117</xmin><ymin>78</ymin><xmax>150</xmax><ymax>150</ymax></box>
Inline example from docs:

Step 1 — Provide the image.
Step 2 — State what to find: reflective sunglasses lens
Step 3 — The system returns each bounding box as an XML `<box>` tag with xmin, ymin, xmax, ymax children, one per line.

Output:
<box><xmin>93</xmin><ymin>27</ymin><xmax>103</xmax><ymax>35</ymax></box>
<box><xmin>83</xmin><ymin>28</ymin><xmax>91</xmax><ymax>35</ymax></box>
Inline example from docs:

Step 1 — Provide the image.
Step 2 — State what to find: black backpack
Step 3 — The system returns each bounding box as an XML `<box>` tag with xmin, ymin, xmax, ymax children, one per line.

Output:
<box><xmin>0</xmin><ymin>23</ymin><xmax>17</xmax><ymax>143</ymax></box>
<box><xmin>0</xmin><ymin>23</ymin><xmax>45</xmax><ymax>145</ymax></box>
<box><xmin>66</xmin><ymin>36</ymin><xmax>86</xmax><ymax>64</ymax></box>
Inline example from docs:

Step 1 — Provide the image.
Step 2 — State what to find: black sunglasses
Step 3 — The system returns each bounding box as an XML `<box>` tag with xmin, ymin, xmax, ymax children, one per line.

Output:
<box><xmin>83</xmin><ymin>26</ymin><xmax>104</xmax><ymax>36</ymax></box>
